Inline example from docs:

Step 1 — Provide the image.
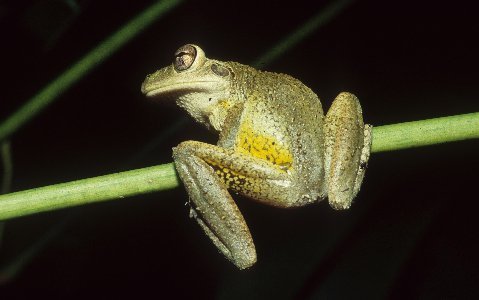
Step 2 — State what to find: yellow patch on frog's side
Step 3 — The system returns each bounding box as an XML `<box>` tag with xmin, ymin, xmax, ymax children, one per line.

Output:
<box><xmin>236</xmin><ymin>123</ymin><xmax>293</xmax><ymax>171</ymax></box>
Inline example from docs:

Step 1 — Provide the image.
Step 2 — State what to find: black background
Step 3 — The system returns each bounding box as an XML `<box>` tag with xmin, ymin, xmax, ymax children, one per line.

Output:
<box><xmin>1</xmin><ymin>0</ymin><xmax>478</xmax><ymax>299</ymax></box>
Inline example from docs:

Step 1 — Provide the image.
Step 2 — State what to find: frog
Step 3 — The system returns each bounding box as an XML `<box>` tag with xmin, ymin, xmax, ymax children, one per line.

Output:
<box><xmin>141</xmin><ymin>44</ymin><xmax>372</xmax><ymax>270</ymax></box>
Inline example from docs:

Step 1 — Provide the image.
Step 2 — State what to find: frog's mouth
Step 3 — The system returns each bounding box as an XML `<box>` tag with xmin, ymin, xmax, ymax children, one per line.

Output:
<box><xmin>142</xmin><ymin>81</ymin><xmax>218</xmax><ymax>98</ymax></box>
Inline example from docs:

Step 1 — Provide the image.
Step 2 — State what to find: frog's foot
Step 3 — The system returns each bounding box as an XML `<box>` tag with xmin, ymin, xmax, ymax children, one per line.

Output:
<box><xmin>324</xmin><ymin>92</ymin><xmax>372</xmax><ymax>210</ymax></box>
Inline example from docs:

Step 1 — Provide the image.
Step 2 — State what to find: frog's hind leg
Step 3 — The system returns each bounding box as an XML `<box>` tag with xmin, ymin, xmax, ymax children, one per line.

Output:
<box><xmin>324</xmin><ymin>92</ymin><xmax>372</xmax><ymax>210</ymax></box>
<box><xmin>173</xmin><ymin>140</ymin><xmax>316</xmax><ymax>267</ymax></box>
<box><xmin>173</xmin><ymin>142</ymin><xmax>257</xmax><ymax>270</ymax></box>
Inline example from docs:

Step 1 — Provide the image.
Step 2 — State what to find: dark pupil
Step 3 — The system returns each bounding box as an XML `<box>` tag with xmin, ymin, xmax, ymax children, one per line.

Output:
<box><xmin>176</xmin><ymin>55</ymin><xmax>186</xmax><ymax>67</ymax></box>
<box><xmin>174</xmin><ymin>45</ymin><xmax>196</xmax><ymax>71</ymax></box>
<box><xmin>211</xmin><ymin>64</ymin><xmax>230</xmax><ymax>77</ymax></box>
<box><xmin>174</xmin><ymin>52</ymin><xmax>194</xmax><ymax>71</ymax></box>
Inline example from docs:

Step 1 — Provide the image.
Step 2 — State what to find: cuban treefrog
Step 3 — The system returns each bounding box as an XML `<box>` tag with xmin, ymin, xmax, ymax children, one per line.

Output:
<box><xmin>141</xmin><ymin>44</ymin><xmax>372</xmax><ymax>269</ymax></box>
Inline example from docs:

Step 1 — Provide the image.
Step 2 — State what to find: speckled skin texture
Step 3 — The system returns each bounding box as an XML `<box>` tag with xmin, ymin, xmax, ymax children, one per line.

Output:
<box><xmin>142</xmin><ymin>44</ymin><xmax>372</xmax><ymax>269</ymax></box>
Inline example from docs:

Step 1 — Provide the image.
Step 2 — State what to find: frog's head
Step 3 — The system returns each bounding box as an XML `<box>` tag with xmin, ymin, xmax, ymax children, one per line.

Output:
<box><xmin>142</xmin><ymin>44</ymin><xmax>250</xmax><ymax>131</ymax></box>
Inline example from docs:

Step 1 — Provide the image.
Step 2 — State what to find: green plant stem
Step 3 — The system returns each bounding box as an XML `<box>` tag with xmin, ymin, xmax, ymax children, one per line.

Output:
<box><xmin>0</xmin><ymin>0</ymin><xmax>183</xmax><ymax>142</ymax></box>
<box><xmin>371</xmin><ymin>112</ymin><xmax>479</xmax><ymax>152</ymax></box>
<box><xmin>0</xmin><ymin>164</ymin><xmax>179</xmax><ymax>221</ymax></box>
<box><xmin>0</xmin><ymin>140</ymin><xmax>12</xmax><ymax>248</ymax></box>
<box><xmin>0</xmin><ymin>112</ymin><xmax>477</xmax><ymax>221</ymax></box>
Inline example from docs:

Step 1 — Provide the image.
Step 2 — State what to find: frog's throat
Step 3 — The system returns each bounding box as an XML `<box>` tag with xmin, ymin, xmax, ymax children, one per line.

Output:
<box><xmin>144</xmin><ymin>81</ymin><xmax>219</xmax><ymax>98</ymax></box>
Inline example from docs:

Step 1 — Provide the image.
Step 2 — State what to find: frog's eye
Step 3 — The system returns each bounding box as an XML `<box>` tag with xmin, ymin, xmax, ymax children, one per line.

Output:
<box><xmin>174</xmin><ymin>44</ymin><xmax>197</xmax><ymax>71</ymax></box>
<box><xmin>211</xmin><ymin>63</ymin><xmax>230</xmax><ymax>77</ymax></box>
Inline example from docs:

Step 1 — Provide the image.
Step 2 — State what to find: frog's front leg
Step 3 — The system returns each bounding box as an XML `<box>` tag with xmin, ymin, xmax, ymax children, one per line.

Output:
<box><xmin>173</xmin><ymin>140</ymin><xmax>297</xmax><ymax>269</ymax></box>
<box><xmin>324</xmin><ymin>92</ymin><xmax>372</xmax><ymax>210</ymax></box>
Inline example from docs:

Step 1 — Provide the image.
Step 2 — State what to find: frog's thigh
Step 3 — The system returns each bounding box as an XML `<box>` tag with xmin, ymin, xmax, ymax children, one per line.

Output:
<box><xmin>324</xmin><ymin>92</ymin><xmax>370</xmax><ymax>210</ymax></box>
<box><xmin>173</xmin><ymin>141</ymin><xmax>256</xmax><ymax>270</ymax></box>
<box><xmin>176</xmin><ymin>140</ymin><xmax>302</xmax><ymax>208</ymax></box>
